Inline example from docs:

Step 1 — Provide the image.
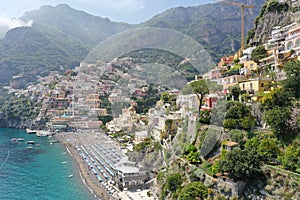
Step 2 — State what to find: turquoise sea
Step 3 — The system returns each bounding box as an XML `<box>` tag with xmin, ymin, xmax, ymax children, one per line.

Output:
<box><xmin>0</xmin><ymin>128</ymin><xmax>93</xmax><ymax>200</ymax></box>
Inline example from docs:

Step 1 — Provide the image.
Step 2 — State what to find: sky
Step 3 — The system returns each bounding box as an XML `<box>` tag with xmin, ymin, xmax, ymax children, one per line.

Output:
<box><xmin>0</xmin><ymin>0</ymin><xmax>218</xmax><ymax>24</ymax></box>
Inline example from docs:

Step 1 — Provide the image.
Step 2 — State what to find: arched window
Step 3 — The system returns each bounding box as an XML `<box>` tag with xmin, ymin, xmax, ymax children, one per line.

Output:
<box><xmin>286</xmin><ymin>41</ymin><xmax>293</xmax><ymax>50</ymax></box>
<box><xmin>295</xmin><ymin>39</ymin><xmax>300</xmax><ymax>48</ymax></box>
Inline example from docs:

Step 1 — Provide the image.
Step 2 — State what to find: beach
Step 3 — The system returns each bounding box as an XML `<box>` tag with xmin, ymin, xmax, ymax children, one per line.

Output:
<box><xmin>56</xmin><ymin>130</ymin><xmax>120</xmax><ymax>200</ymax></box>
<box><xmin>67</xmin><ymin>144</ymin><xmax>111</xmax><ymax>200</ymax></box>
<box><xmin>55</xmin><ymin>130</ymin><xmax>156</xmax><ymax>200</ymax></box>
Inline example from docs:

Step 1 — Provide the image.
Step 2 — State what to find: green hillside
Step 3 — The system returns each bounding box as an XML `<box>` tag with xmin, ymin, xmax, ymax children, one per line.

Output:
<box><xmin>21</xmin><ymin>4</ymin><xmax>134</xmax><ymax>47</ymax></box>
<box><xmin>142</xmin><ymin>0</ymin><xmax>265</xmax><ymax>60</ymax></box>
<box><xmin>0</xmin><ymin>1</ymin><xmax>265</xmax><ymax>87</ymax></box>
<box><xmin>0</xmin><ymin>26</ymin><xmax>79</xmax><ymax>84</ymax></box>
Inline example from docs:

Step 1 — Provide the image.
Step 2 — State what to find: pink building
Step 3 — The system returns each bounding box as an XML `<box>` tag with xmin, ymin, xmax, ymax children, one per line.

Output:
<box><xmin>285</xmin><ymin>24</ymin><xmax>300</xmax><ymax>54</ymax></box>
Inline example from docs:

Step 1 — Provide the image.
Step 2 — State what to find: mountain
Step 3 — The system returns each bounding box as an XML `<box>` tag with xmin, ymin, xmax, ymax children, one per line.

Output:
<box><xmin>0</xmin><ymin>4</ymin><xmax>134</xmax><ymax>88</ymax></box>
<box><xmin>142</xmin><ymin>0</ymin><xmax>265</xmax><ymax>59</ymax></box>
<box><xmin>0</xmin><ymin>1</ymin><xmax>266</xmax><ymax>87</ymax></box>
<box><xmin>20</xmin><ymin>4</ymin><xmax>134</xmax><ymax>47</ymax></box>
<box><xmin>0</xmin><ymin>26</ymin><xmax>79</xmax><ymax>84</ymax></box>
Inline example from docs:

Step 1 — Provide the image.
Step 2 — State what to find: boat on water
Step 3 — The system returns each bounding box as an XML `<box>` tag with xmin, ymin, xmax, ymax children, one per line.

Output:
<box><xmin>11</xmin><ymin>138</ymin><xmax>18</xmax><ymax>142</ymax></box>
<box><xmin>17</xmin><ymin>138</ymin><xmax>24</xmax><ymax>142</ymax></box>
<box><xmin>49</xmin><ymin>140</ymin><xmax>59</xmax><ymax>144</ymax></box>
<box><xmin>36</xmin><ymin>130</ymin><xmax>51</xmax><ymax>137</ymax></box>
<box><xmin>61</xmin><ymin>161</ymin><xmax>67</xmax><ymax>164</ymax></box>
<box><xmin>26</xmin><ymin>146</ymin><xmax>33</xmax><ymax>149</ymax></box>
<box><xmin>26</xmin><ymin>129</ymin><xmax>37</xmax><ymax>134</ymax></box>
<box><xmin>26</xmin><ymin>141</ymin><xmax>35</xmax><ymax>144</ymax></box>
<box><xmin>68</xmin><ymin>174</ymin><xmax>73</xmax><ymax>178</ymax></box>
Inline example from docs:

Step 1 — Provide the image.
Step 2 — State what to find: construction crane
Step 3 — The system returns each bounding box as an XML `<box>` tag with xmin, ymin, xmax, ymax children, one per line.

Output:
<box><xmin>222</xmin><ymin>1</ymin><xmax>255</xmax><ymax>50</ymax></box>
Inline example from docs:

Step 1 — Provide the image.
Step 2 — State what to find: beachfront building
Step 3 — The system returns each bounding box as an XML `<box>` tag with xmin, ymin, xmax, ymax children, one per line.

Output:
<box><xmin>114</xmin><ymin>160</ymin><xmax>149</xmax><ymax>191</ymax></box>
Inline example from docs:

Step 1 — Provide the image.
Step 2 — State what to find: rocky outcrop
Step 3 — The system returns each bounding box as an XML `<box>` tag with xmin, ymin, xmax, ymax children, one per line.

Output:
<box><xmin>9</xmin><ymin>74</ymin><xmax>36</xmax><ymax>89</ymax></box>
<box><xmin>253</xmin><ymin>11</ymin><xmax>292</xmax><ymax>43</ymax></box>
<box><xmin>252</xmin><ymin>0</ymin><xmax>300</xmax><ymax>44</ymax></box>
<box><xmin>0</xmin><ymin>117</ymin><xmax>30</xmax><ymax>129</ymax></box>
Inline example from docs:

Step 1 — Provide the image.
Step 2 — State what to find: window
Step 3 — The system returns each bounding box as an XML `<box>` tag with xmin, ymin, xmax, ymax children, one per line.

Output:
<box><xmin>250</xmin><ymin>83</ymin><xmax>253</xmax><ymax>90</ymax></box>
<box><xmin>295</xmin><ymin>38</ymin><xmax>300</xmax><ymax>48</ymax></box>
<box><xmin>261</xmin><ymin>83</ymin><xmax>264</xmax><ymax>87</ymax></box>
<box><xmin>286</xmin><ymin>41</ymin><xmax>293</xmax><ymax>50</ymax></box>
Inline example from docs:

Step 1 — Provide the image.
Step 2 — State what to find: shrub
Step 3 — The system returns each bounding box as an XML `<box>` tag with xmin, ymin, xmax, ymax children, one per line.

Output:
<box><xmin>179</xmin><ymin>182</ymin><xmax>208</xmax><ymax>200</ymax></box>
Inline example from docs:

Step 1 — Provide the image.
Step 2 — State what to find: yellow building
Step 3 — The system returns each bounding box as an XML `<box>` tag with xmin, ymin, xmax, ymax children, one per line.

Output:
<box><xmin>242</xmin><ymin>60</ymin><xmax>258</xmax><ymax>72</ymax></box>
<box><xmin>239</xmin><ymin>77</ymin><xmax>272</xmax><ymax>102</ymax></box>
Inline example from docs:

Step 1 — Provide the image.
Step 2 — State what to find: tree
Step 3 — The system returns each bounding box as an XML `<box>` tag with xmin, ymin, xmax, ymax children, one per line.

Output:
<box><xmin>166</xmin><ymin>173</ymin><xmax>182</xmax><ymax>193</ymax></box>
<box><xmin>262</xmin><ymin>88</ymin><xmax>292</xmax><ymax>110</ymax></box>
<box><xmin>257</xmin><ymin>138</ymin><xmax>281</xmax><ymax>162</ymax></box>
<box><xmin>226</xmin><ymin>101</ymin><xmax>249</xmax><ymax>119</ymax></box>
<box><xmin>98</xmin><ymin>115</ymin><xmax>113</xmax><ymax>125</ymax></box>
<box><xmin>245</xmin><ymin>137</ymin><xmax>259</xmax><ymax>151</ymax></box>
<box><xmin>264</xmin><ymin>106</ymin><xmax>291</xmax><ymax>137</ymax></box>
<box><xmin>246</xmin><ymin>28</ymin><xmax>255</xmax><ymax>44</ymax></box>
<box><xmin>251</xmin><ymin>45</ymin><xmax>267</xmax><ymax>62</ymax></box>
<box><xmin>223</xmin><ymin>118</ymin><xmax>238</xmax><ymax>129</ymax></box>
<box><xmin>182</xmin><ymin>80</ymin><xmax>209</xmax><ymax>114</ymax></box>
<box><xmin>182</xmin><ymin>144</ymin><xmax>201</xmax><ymax>163</ymax></box>
<box><xmin>228</xmin><ymin>130</ymin><xmax>247</xmax><ymax>146</ymax></box>
<box><xmin>205</xmin><ymin>80</ymin><xmax>222</xmax><ymax>93</ymax></box>
<box><xmin>161</xmin><ymin>92</ymin><xmax>176</xmax><ymax>105</ymax></box>
<box><xmin>186</xmin><ymin>151</ymin><xmax>201</xmax><ymax>163</ymax></box>
<box><xmin>182</xmin><ymin>144</ymin><xmax>197</xmax><ymax>156</ymax></box>
<box><xmin>219</xmin><ymin>148</ymin><xmax>262</xmax><ymax>181</ymax></box>
<box><xmin>241</xmin><ymin>116</ymin><xmax>256</xmax><ymax>130</ymax></box>
<box><xmin>224</xmin><ymin>101</ymin><xmax>255</xmax><ymax>130</ymax></box>
<box><xmin>199</xmin><ymin>110</ymin><xmax>211</xmax><ymax>124</ymax></box>
<box><xmin>282</xmin><ymin>61</ymin><xmax>300</xmax><ymax>99</ymax></box>
<box><xmin>281</xmin><ymin>143</ymin><xmax>300</xmax><ymax>171</ymax></box>
<box><xmin>228</xmin><ymin>85</ymin><xmax>242</xmax><ymax>101</ymax></box>
<box><xmin>179</xmin><ymin>182</ymin><xmax>208</xmax><ymax>200</ymax></box>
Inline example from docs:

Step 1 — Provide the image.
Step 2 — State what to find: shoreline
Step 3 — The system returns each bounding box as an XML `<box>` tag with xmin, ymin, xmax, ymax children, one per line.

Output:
<box><xmin>56</xmin><ymin>133</ymin><xmax>111</xmax><ymax>200</ymax></box>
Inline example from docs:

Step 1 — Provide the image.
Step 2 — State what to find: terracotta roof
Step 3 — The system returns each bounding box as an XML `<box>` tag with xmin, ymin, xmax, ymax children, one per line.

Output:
<box><xmin>224</xmin><ymin>141</ymin><xmax>239</xmax><ymax>147</ymax></box>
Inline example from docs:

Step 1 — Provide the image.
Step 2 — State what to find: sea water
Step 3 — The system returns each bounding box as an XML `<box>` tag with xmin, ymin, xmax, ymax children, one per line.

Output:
<box><xmin>0</xmin><ymin>128</ymin><xmax>93</xmax><ymax>200</ymax></box>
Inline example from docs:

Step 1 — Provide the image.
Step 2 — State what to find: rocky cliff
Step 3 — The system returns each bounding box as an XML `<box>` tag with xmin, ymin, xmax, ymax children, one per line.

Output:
<box><xmin>0</xmin><ymin>117</ymin><xmax>30</xmax><ymax>129</ymax></box>
<box><xmin>252</xmin><ymin>0</ymin><xmax>300</xmax><ymax>44</ymax></box>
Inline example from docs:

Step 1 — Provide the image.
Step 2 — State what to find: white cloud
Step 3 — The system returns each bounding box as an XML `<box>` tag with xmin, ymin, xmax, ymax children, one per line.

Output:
<box><xmin>0</xmin><ymin>14</ymin><xmax>33</xmax><ymax>38</ymax></box>
<box><xmin>0</xmin><ymin>16</ymin><xmax>33</xmax><ymax>29</ymax></box>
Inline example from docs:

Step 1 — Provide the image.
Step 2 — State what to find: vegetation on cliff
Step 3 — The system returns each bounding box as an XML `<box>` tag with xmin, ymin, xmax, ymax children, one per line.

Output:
<box><xmin>0</xmin><ymin>91</ymin><xmax>40</xmax><ymax>127</ymax></box>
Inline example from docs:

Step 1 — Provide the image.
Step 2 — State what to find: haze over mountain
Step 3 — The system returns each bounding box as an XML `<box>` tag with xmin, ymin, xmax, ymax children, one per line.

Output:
<box><xmin>0</xmin><ymin>1</ymin><xmax>265</xmax><ymax>87</ymax></box>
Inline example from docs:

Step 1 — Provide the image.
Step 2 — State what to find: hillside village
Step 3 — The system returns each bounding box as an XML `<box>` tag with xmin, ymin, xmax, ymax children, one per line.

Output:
<box><xmin>0</xmin><ymin>1</ymin><xmax>299</xmax><ymax>200</ymax></box>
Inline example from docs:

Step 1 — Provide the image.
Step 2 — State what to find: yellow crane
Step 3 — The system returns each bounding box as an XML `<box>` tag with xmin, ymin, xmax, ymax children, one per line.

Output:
<box><xmin>222</xmin><ymin>1</ymin><xmax>255</xmax><ymax>50</ymax></box>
